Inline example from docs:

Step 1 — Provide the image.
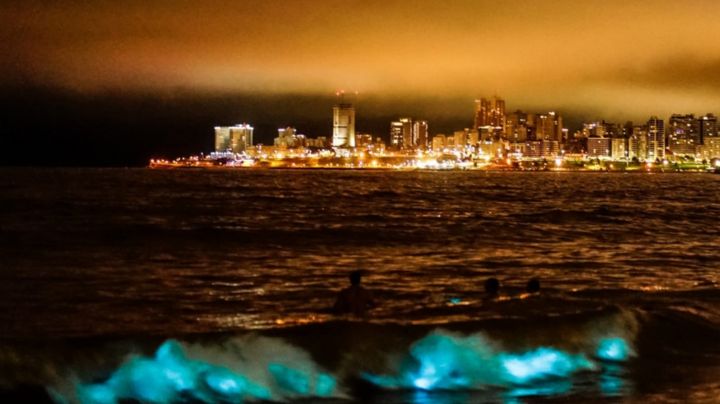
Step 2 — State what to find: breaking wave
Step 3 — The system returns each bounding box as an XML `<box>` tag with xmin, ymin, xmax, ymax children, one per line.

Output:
<box><xmin>35</xmin><ymin>308</ymin><xmax>652</xmax><ymax>403</ymax></box>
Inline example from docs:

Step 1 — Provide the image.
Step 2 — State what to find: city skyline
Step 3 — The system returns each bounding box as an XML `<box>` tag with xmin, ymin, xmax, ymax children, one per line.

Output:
<box><xmin>4</xmin><ymin>1</ymin><xmax>720</xmax><ymax>165</ymax></box>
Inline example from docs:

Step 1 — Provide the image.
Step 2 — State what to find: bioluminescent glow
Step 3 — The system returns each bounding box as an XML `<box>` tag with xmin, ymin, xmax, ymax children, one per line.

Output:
<box><xmin>363</xmin><ymin>330</ymin><xmax>632</xmax><ymax>395</ymax></box>
<box><xmin>498</xmin><ymin>348</ymin><xmax>594</xmax><ymax>384</ymax></box>
<box><xmin>58</xmin><ymin>330</ymin><xmax>634</xmax><ymax>403</ymax></box>
<box><xmin>596</xmin><ymin>337</ymin><xmax>634</xmax><ymax>362</ymax></box>
<box><xmin>599</xmin><ymin>363</ymin><xmax>630</xmax><ymax>397</ymax></box>
<box><xmin>71</xmin><ymin>339</ymin><xmax>335</xmax><ymax>404</ymax></box>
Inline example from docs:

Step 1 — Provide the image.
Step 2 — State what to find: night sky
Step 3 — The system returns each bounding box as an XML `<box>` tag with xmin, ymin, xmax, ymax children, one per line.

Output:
<box><xmin>2</xmin><ymin>0</ymin><xmax>720</xmax><ymax>165</ymax></box>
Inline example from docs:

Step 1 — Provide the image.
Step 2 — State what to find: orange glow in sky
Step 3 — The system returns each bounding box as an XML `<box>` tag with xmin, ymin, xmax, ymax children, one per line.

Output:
<box><xmin>3</xmin><ymin>0</ymin><xmax>720</xmax><ymax>120</ymax></box>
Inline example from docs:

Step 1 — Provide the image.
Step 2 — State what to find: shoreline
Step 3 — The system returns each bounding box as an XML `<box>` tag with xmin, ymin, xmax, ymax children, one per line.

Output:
<box><xmin>148</xmin><ymin>163</ymin><xmax>717</xmax><ymax>174</ymax></box>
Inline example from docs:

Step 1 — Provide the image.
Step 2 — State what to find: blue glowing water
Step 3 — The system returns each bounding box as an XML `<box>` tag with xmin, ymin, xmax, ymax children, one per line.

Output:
<box><xmin>63</xmin><ymin>329</ymin><xmax>636</xmax><ymax>403</ymax></box>
<box><xmin>73</xmin><ymin>339</ymin><xmax>335</xmax><ymax>404</ymax></box>
<box><xmin>363</xmin><ymin>330</ymin><xmax>631</xmax><ymax>396</ymax></box>
<box><xmin>596</xmin><ymin>337</ymin><xmax>634</xmax><ymax>362</ymax></box>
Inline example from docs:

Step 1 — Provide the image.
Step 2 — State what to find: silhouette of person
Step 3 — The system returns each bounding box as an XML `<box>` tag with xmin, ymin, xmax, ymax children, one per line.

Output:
<box><xmin>526</xmin><ymin>278</ymin><xmax>541</xmax><ymax>294</ymax></box>
<box><xmin>484</xmin><ymin>277</ymin><xmax>500</xmax><ymax>298</ymax></box>
<box><xmin>333</xmin><ymin>270</ymin><xmax>376</xmax><ymax>316</ymax></box>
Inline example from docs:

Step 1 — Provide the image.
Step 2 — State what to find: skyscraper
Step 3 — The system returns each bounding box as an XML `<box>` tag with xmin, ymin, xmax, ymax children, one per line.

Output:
<box><xmin>390</xmin><ymin>120</ymin><xmax>404</xmax><ymax>148</ymax></box>
<box><xmin>647</xmin><ymin>116</ymin><xmax>665</xmax><ymax>160</ymax></box>
<box><xmin>667</xmin><ymin>114</ymin><xmax>698</xmax><ymax>157</ymax></box>
<box><xmin>699</xmin><ymin>114</ymin><xmax>719</xmax><ymax>160</ymax></box>
<box><xmin>414</xmin><ymin>120</ymin><xmax>429</xmax><ymax>150</ymax></box>
<box><xmin>474</xmin><ymin>96</ymin><xmax>505</xmax><ymax>131</ymax></box>
<box><xmin>505</xmin><ymin>110</ymin><xmax>528</xmax><ymax>143</ymax></box>
<box><xmin>389</xmin><ymin>118</ymin><xmax>427</xmax><ymax>149</ymax></box>
<box><xmin>698</xmin><ymin>113</ymin><xmax>717</xmax><ymax>145</ymax></box>
<box><xmin>332</xmin><ymin>103</ymin><xmax>355</xmax><ymax>147</ymax></box>
<box><xmin>215</xmin><ymin>124</ymin><xmax>253</xmax><ymax>153</ymax></box>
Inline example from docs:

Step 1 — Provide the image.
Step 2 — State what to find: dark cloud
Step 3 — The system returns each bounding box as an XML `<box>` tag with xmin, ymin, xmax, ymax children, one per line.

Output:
<box><xmin>2</xmin><ymin>1</ymin><xmax>720</xmax><ymax>164</ymax></box>
<box><xmin>603</xmin><ymin>57</ymin><xmax>720</xmax><ymax>90</ymax></box>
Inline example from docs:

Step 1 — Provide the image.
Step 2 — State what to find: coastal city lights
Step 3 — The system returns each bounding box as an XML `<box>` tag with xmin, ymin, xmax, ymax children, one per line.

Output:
<box><xmin>151</xmin><ymin>96</ymin><xmax>720</xmax><ymax>172</ymax></box>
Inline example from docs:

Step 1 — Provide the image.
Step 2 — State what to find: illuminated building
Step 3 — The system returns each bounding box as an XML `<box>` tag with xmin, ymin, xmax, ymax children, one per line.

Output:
<box><xmin>414</xmin><ymin>120</ymin><xmax>429</xmax><ymax>150</ymax></box>
<box><xmin>445</xmin><ymin>134</ymin><xmax>455</xmax><ymax>148</ymax></box>
<box><xmin>535</xmin><ymin>112</ymin><xmax>564</xmax><ymax>143</ymax></box>
<box><xmin>468</xmin><ymin>129</ymin><xmax>480</xmax><ymax>146</ymax></box>
<box><xmin>390</xmin><ymin>118</ymin><xmax>428</xmax><ymax>149</ymax></box>
<box><xmin>453</xmin><ymin>129</ymin><xmax>468</xmax><ymax>150</ymax></box>
<box><xmin>432</xmin><ymin>134</ymin><xmax>446</xmax><ymax>151</ymax></box>
<box><xmin>647</xmin><ymin>116</ymin><xmax>665</xmax><ymax>160</ymax></box>
<box><xmin>505</xmin><ymin>110</ymin><xmax>529</xmax><ymax>143</ymax></box>
<box><xmin>699</xmin><ymin>113</ymin><xmax>716</xmax><ymax>143</ymax></box>
<box><xmin>274</xmin><ymin>127</ymin><xmax>298</xmax><ymax>148</ymax></box>
<box><xmin>390</xmin><ymin>120</ymin><xmax>404</xmax><ymax>149</ymax></box>
<box><xmin>215</xmin><ymin>124</ymin><xmax>253</xmax><ymax>153</ymax></box>
<box><xmin>587</xmin><ymin>137</ymin><xmax>611</xmax><ymax>158</ymax></box>
<box><xmin>332</xmin><ymin>103</ymin><xmax>355</xmax><ymax>147</ymax></box>
<box><xmin>389</xmin><ymin>118</ymin><xmax>413</xmax><ymax>149</ymax></box>
<box><xmin>701</xmin><ymin>137</ymin><xmax>720</xmax><ymax>160</ymax></box>
<box><xmin>667</xmin><ymin>114</ymin><xmax>698</xmax><ymax>157</ymax></box>
<box><xmin>524</xmin><ymin>141</ymin><xmax>543</xmax><ymax>158</ymax></box>
<box><xmin>542</xmin><ymin>140</ymin><xmax>560</xmax><ymax>157</ymax></box>
<box><xmin>611</xmin><ymin>138</ymin><xmax>627</xmax><ymax>159</ymax></box>
<box><xmin>356</xmin><ymin>133</ymin><xmax>374</xmax><ymax>148</ymax></box>
<box><xmin>401</xmin><ymin>118</ymin><xmax>414</xmax><ymax>149</ymax></box>
<box><xmin>215</xmin><ymin>127</ymin><xmax>231</xmax><ymax>151</ymax></box>
<box><xmin>474</xmin><ymin>96</ymin><xmax>505</xmax><ymax>131</ymax></box>
<box><xmin>629</xmin><ymin>125</ymin><xmax>648</xmax><ymax>160</ymax></box>
<box><xmin>698</xmin><ymin>114</ymin><xmax>720</xmax><ymax>159</ymax></box>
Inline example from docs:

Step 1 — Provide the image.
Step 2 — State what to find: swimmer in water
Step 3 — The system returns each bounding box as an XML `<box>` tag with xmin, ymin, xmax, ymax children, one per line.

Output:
<box><xmin>484</xmin><ymin>277</ymin><xmax>501</xmax><ymax>299</ymax></box>
<box><xmin>526</xmin><ymin>278</ymin><xmax>541</xmax><ymax>294</ymax></box>
<box><xmin>333</xmin><ymin>270</ymin><xmax>376</xmax><ymax>316</ymax></box>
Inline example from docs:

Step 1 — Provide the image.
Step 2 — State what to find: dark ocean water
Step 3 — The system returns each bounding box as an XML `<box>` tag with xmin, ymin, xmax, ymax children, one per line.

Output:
<box><xmin>1</xmin><ymin>168</ymin><xmax>719</xmax><ymax>403</ymax></box>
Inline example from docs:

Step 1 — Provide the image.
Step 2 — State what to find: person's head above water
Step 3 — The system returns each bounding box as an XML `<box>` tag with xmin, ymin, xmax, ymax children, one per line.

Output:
<box><xmin>349</xmin><ymin>270</ymin><xmax>363</xmax><ymax>286</ymax></box>
<box><xmin>484</xmin><ymin>277</ymin><xmax>500</xmax><ymax>295</ymax></box>
<box><xmin>526</xmin><ymin>278</ymin><xmax>541</xmax><ymax>293</ymax></box>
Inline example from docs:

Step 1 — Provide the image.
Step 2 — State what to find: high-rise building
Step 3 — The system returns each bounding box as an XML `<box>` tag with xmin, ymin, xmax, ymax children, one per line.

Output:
<box><xmin>414</xmin><ymin>120</ymin><xmax>429</xmax><ymax>150</ymax></box>
<box><xmin>390</xmin><ymin>118</ymin><xmax>428</xmax><ymax>149</ymax></box>
<box><xmin>647</xmin><ymin>116</ymin><xmax>665</xmax><ymax>161</ymax></box>
<box><xmin>505</xmin><ymin>110</ymin><xmax>528</xmax><ymax>143</ymax></box>
<box><xmin>215</xmin><ymin>124</ymin><xmax>253</xmax><ymax>153</ymax></box>
<box><xmin>355</xmin><ymin>133</ymin><xmax>374</xmax><ymax>148</ymax></box>
<box><xmin>474</xmin><ymin>96</ymin><xmax>505</xmax><ymax>131</ymax></box>
<box><xmin>699</xmin><ymin>113</ymin><xmax>719</xmax><ymax>160</ymax></box>
<box><xmin>432</xmin><ymin>134</ymin><xmax>446</xmax><ymax>151</ymax></box>
<box><xmin>587</xmin><ymin>137</ymin><xmax>611</xmax><ymax>158</ymax></box>
<box><xmin>698</xmin><ymin>113</ymin><xmax>717</xmax><ymax>145</ymax></box>
<box><xmin>453</xmin><ymin>129</ymin><xmax>468</xmax><ymax>150</ymax></box>
<box><xmin>667</xmin><ymin>114</ymin><xmax>698</xmax><ymax>157</ymax></box>
<box><xmin>611</xmin><ymin>138</ymin><xmax>627</xmax><ymax>159</ymax></box>
<box><xmin>390</xmin><ymin>120</ymin><xmax>404</xmax><ymax>149</ymax></box>
<box><xmin>535</xmin><ymin>112</ymin><xmax>563</xmax><ymax>143</ymax></box>
<box><xmin>332</xmin><ymin>103</ymin><xmax>355</xmax><ymax>147</ymax></box>
<box><xmin>215</xmin><ymin>127</ymin><xmax>231</xmax><ymax>151</ymax></box>
<box><xmin>401</xmin><ymin>118</ymin><xmax>414</xmax><ymax>149</ymax></box>
<box><xmin>629</xmin><ymin>125</ymin><xmax>648</xmax><ymax>160</ymax></box>
<box><xmin>274</xmin><ymin>127</ymin><xmax>297</xmax><ymax>148</ymax></box>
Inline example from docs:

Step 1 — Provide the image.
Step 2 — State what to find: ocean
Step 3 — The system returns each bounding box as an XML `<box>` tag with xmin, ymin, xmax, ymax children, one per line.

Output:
<box><xmin>1</xmin><ymin>168</ymin><xmax>719</xmax><ymax>403</ymax></box>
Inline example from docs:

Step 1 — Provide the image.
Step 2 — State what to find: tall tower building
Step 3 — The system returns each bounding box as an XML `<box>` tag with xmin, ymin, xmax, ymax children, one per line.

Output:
<box><xmin>647</xmin><ymin>116</ymin><xmax>665</xmax><ymax>160</ymax></box>
<box><xmin>390</xmin><ymin>120</ymin><xmax>404</xmax><ymax>148</ymax></box>
<box><xmin>414</xmin><ymin>120</ymin><xmax>429</xmax><ymax>150</ymax></box>
<box><xmin>698</xmin><ymin>113</ymin><xmax>717</xmax><ymax>145</ymax></box>
<box><xmin>474</xmin><ymin>96</ymin><xmax>505</xmax><ymax>131</ymax></box>
<box><xmin>667</xmin><ymin>114</ymin><xmax>698</xmax><ymax>157</ymax></box>
<box><xmin>505</xmin><ymin>110</ymin><xmax>528</xmax><ymax>143</ymax></box>
<box><xmin>215</xmin><ymin>124</ymin><xmax>253</xmax><ymax>153</ymax></box>
<box><xmin>332</xmin><ymin>103</ymin><xmax>355</xmax><ymax>147</ymax></box>
<box><xmin>699</xmin><ymin>113</ymin><xmax>719</xmax><ymax>160</ymax></box>
<box><xmin>215</xmin><ymin>127</ymin><xmax>231</xmax><ymax>151</ymax></box>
